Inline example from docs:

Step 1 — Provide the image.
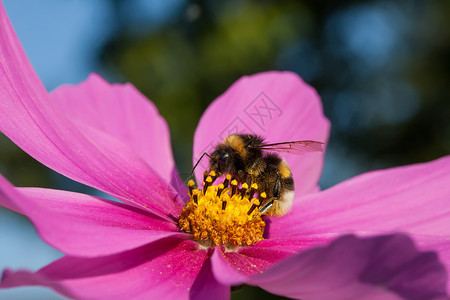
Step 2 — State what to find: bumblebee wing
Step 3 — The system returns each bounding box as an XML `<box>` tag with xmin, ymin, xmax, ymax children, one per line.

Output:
<box><xmin>254</xmin><ymin>140</ymin><xmax>324</xmax><ymax>155</ymax></box>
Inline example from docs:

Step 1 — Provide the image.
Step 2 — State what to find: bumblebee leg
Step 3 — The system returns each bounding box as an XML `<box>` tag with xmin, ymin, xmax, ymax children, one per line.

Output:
<box><xmin>259</xmin><ymin>173</ymin><xmax>282</xmax><ymax>214</ymax></box>
<box><xmin>237</xmin><ymin>169</ymin><xmax>248</xmax><ymax>183</ymax></box>
<box><xmin>258</xmin><ymin>198</ymin><xmax>274</xmax><ymax>214</ymax></box>
<box><xmin>273</xmin><ymin>172</ymin><xmax>282</xmax><ymax>199</ymax></box>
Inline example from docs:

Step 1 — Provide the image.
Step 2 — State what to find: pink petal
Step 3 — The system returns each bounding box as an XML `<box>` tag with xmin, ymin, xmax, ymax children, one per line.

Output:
<box><xmin>269</xmin><ymin>155</ymin><xmax>450</xmax><ymax>291</ymax></box>
<box><xmin>189</xmin><ymin>256</ymin><xmax>230</xmax><ymax>300</ymax></box>
<box><xmin>193</xmin><ymin>72</ymin><xmax>330</xmax><ymax>196</ymax></box>
<box><xmin>211</xmin><ymin>245</ymin><xmax>293</xmax><ymax>286</ymax></box>
<box><xmin>248</xmin><ymin>234</ymin><xmax>448</xmax><ymax>300</ymax></box>
<box><xmin>0</xmin><ymin>174</ymin><xmax>187</xmax><ymax>257</ymax></box>
<box><xmin>251</xmin><ymin>236</ymin><xmax>331</xmax><ymax>253</ymax></box>
<box><xmin>0</xmin><ymin>4</ymin><xmax>182</xmax><ymax>219</ymax></box>
<box><xmin>50</xmin><ymin>74</ymin><xmax>186</xmax><ymax>197</ymax></box>
<box><xmin>0</xmin><ymin>176</ymin><xmax>22</xmax><ymax>215</ymax></box>
<box><xmin>1</xmin><ymin>239</ymin><xmax>229</xmax><ymax>300</ymax></box>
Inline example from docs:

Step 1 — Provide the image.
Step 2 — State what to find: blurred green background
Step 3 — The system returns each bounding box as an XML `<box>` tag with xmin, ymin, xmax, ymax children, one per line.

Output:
<box><xmin>0</xmin><ymin>0</ymin><xmax>449</xmax><ymax>299</ymax></box>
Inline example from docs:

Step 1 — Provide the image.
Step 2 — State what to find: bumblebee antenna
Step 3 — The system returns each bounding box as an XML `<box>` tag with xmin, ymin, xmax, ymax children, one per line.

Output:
<box><xmin>190</xmin><ymin>152</ymin><xmax>212</xmax><ymax>177</ymax></box>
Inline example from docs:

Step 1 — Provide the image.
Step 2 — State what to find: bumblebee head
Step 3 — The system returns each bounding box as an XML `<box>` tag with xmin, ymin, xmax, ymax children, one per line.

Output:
<box><xmin>210</xmin><ymin>149</ymin><xmax>230</xmax><ymax>174</ymax></box>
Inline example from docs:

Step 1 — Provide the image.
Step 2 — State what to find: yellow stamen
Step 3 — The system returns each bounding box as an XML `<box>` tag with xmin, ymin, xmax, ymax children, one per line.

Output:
<box><xmin>179</xmin><ymin>175</ymin><xmax>265</xmax><ymax>248</ymax></box>
<box><xmin>216</xmin><ymin>183</ymin><xmax>225</xmax><ymax>197</ymax></box>
<box><xmin>204</xmin><ymin>176</ymin><xmax>213</xmax><ymax>190</ymax></box>
<box><xmin>192</xmin><ymin>189</ymin><xmax>199</xmax><ymax>204</ymax></box>
<box><xmin>223</xmin><ymin>174</ymin><xmax>232</xmax><ymax>187</ymax></box>
<box><xmin>231</xmin><ymin>179</ymin><xmax>238</xmax><ymax>195</ymax></box>
<box><xmin>248</xmin><ymin>183</ymin><xmax>258</xmax><ymax>199</ymax></box>
<box><xmin>188</xmin><ymin>180</ymin><xmax>196</xmax><ymax>196</ymax></box>
<box><xmin>239</xmin><ymin>182</ymin><xmax>249</xmax><ymax>197</ymax></box>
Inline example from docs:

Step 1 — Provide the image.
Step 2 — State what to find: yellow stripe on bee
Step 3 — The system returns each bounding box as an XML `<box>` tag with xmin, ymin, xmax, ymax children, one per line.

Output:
<box><xmin>278</xmin><ymin>159</ymin><xmax>292</xmax><ymax>178</ymax></box>
<box><xmin>225</xmin><ymin>134</ymin><xmax>247</xmax><ymax>157</ymax></box>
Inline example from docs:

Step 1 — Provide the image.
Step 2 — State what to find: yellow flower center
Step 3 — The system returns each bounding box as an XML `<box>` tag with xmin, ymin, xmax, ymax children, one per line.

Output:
<box><xmin>178</xmin><ymin>172</ymin><xmax>265</xmax><ymax>249</ymax></box>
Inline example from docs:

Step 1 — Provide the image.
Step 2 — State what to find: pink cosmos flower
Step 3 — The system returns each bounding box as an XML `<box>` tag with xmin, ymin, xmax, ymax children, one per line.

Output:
<box><xmin>0</xmin><ymin>2</ymin><xmax>449</xmax><ymax>299</ymax></box>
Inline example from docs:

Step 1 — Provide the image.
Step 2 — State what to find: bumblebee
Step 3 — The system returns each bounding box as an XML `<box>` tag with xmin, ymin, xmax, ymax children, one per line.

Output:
<box><xmin>193</xmin><ymin>134</ymin><xmax>324</xmax><ymax>216</ymax></box>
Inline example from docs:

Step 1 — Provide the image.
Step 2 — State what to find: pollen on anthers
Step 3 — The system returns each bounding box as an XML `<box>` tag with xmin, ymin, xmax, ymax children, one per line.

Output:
<box><xmin>178</xmin><ymin>171</ymin><xmax>265</xmax><ymax>249</ymax></box>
